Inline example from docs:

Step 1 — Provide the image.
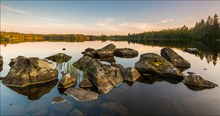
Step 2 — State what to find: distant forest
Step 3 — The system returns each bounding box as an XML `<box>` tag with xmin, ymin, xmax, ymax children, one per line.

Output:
<box><xmin>120</xmin><ymin>14</ymin><xmax>220</xmax><ymax>42</ymax></box>
<box><xmin>0</xmin><ymin>14</ymin><xmax>219</xmax><ymax>44</ymax></box>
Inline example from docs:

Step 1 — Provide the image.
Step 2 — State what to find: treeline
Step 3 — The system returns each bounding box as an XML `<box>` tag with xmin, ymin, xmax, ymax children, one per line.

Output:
<box><xmin>0</xmin><ymin>32</ymin><xmax>98</xmax><ymax>44</ymax></box>
<box><xmin>123</xmin><ymin>14</ymin><xmax>220</xmax><ymax>41</ymax></box>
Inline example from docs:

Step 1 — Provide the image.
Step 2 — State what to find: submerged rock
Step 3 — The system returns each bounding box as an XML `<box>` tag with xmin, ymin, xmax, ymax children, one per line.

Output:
<box><xmin>79</xmin><ymin>77</ymin><xmax>93</xmax><ymax>88</ymax></box>
<box><xmin>70</xmin><ymin>109</ymin><xmax>83</xmax><ymax>116</ymax></box>
<box><xmin>87</xmin><ymin>59</ymin><xmax>123</xmax><ymax>94</ymax></box>
<box><xmin>114</xmin><ymin>48</ymin><xmax>138</xmax><ymax>58</ymax></box>
<box><xmin>161</xmin><ymin>48</ymin><xmax>191</xmax><ymax>68</ymax></box>
<box><xmin>58</xmin><ymin>73</ymin><xmax>77</xmax><ymax>88</ymax></box>
<box><xmin>135</xmin><ymin>53</ymin><xmax>184</xmax><ymax>79</ymax></box>
<box><xmin>45</xmin><ymin>53</ymin><xmax>72</xmax><ymax>63</ymax></box>
<box><xmin>183</xmin><ymin>74</ymin><xmax>218</xmax><ymax>91</ymax></box>
<box><xmin>9</xmin><ymin>56</ymin><xmax>26</xmax><ymax>67</ymax></box>
<box><xmin>184</xmin><ymin>48</ymin><xmax>199</xmax><ymax>54</ymax></box>
<box><xmin>64</xmin><ymin>88</ymin><xmax>99</xmax><ymax>101</ymax></box>
<box><xmin>0</xmin><ymin>55</ymin><xmax>3</xmax><ymax>71</ymax></box>
<box><xmin>52</xmin><ymin>96</ymin><xmax>66</xmax><ymax>104</ymax></box>
<box><xmin>2</xmin><ymin>57</ymin><xmax>58</xmax><ymax>87</ymax></box>
<box><xmin>96</xmin><ymin>44</ymin><xmax>116</xmax><ymax>58</ymax></box>
<box><xmin>100</xmin><ymin>102</ymin><xmax>128</xmax><ymax>116</ymax></box>
<box><xmin>73</xmin><ymin>55</ymin><xmax>93</xmax><ymax>70</ymax></box>
<box><xmin>4</xmin><ymin>80</ymin><xmax>58</xmax><ymax>100</ymax></box>
<box><xmin>114</xmin><ymin>64</ymin><xmax>140</xmax><ymax>82</ymax></box>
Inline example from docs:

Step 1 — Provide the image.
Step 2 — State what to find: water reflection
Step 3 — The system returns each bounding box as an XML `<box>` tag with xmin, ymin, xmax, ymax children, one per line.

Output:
<box><xmin>126</xmin><ymin>40</ymin><xmax>220</xmax><ymax>65</ymax></box>
<box><xmin>4</xmin><ymin>80</ymin><xmax>58</xmax><ymax>100</ymax></box>
<box><xmin>136</xmin><ymin>75</ymin><xmax>183</xmax><ymax>85</ymax></box>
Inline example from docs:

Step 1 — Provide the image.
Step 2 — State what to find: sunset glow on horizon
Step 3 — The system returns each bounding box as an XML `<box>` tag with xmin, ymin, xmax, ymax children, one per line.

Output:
<box><xmin>1</xmin><ymin>1</ymin><xmax>220</xmax><ymax>35</ymax></box>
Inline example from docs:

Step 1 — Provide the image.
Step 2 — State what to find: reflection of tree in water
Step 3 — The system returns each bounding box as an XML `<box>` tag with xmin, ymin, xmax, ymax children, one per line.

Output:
<box><xmin>126</xmin><ymin>39</ymin><xmax>220</xmax><ymax>65</ymax></box>
<box><xmin>56</xmin><ymin>61</ymin><xmax>83</xmax><ymax>87</ymax></box>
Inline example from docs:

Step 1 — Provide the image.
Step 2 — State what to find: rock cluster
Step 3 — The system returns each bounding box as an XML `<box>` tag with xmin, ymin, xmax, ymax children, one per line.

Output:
<box><xmin>1</xmin><ymin>44</ymin><xmax>218</xmax><ymax>102</ymax></box>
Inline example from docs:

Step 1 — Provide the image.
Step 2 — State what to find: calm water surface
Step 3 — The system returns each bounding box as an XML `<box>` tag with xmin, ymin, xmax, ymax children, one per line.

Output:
<box><xmin>1</xmin><ymin>41</ymin><xmax>220</xmax><ymax>115</ymax></box>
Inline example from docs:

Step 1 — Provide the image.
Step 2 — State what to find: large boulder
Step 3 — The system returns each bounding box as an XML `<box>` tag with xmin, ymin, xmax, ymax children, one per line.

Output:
<box><xmin>73</xmin><ymin>55</ymin><xmax>93</xmax><ymax>70</ymax></box>
<box><xmin>161</xmin><ymin>48</ymin><xmax>191</xmax><ymax>68</ymax></box>
<box><xmin>114</xmin><ymin>48</ymin><xmax>138</xmax><ymax>58</ymax></box>
<box><xmin>114</xmin><ymin>64</ymin><xmax>140</xmax><ymax>82</ymax></box>
<box><xmin>135</xmin><ymin>53</ymin><xmax>184</xmax><ymax>79</ymax></box>
<box><xmin>45</xmin><ymin>53</ymin><xmax>72</xmax><ymax>63</ymax></box>
<box><xmin>87</xmin><ymin>59</ymin><xmax>123</xmax><ymax>94</ymax></box>
<box><xmin>0</xmin><ymin>55</ymin><xmax>3</xmax><ymax>71</ymax></box>
<box><xmin>64</xmin><ymin>88</ymin><xmax>99</xmax><ymax>101</ymax></box>
<box><xmin>2</xmin><ymin>57</ymin><xmax>58</xmax><ymax>87</ymax></box>
<box><xmin>58</xmin><ymin>73</ymin><xmax>77</xmax><ymax>88</ymax></box>
<box><xmin>9</xmin><ymin>56</ymin><xmax>26</xmax><ymax>67</ymax></box>
<box><xmin>183</xmin><ymin>74</ymin><xmax>218</xmax><ymax>91</ymax></box>
<box><xmin>96</xmin><ymin>44</ymin><xmax>116</xmax><ymax>58</ymax></box>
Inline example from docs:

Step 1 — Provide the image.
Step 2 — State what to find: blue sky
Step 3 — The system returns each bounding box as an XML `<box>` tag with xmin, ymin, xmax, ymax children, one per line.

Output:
<box><xmin>1</xmin><ymin>1</ymin><xmax>220</xmax><ymax>35</ymax></box>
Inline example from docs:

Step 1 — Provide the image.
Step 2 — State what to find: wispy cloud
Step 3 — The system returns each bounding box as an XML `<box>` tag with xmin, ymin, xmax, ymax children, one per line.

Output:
<box><xmin>37</xmin><ymin>17</ymin><xmax>57</xmax><ymax>22</ymax></box>
<box><xmin>157</xmin><ymin>18</ymin><xmax>174</xmax><ymax>24</ymax></box>
<box><xmin>0</xmin><ymin>4</ymin><xmax>31</xmax><ymax>15</ymax></box>
<box><xmin>95</xmin><ymin>17</ymin><xmax>114</xmax><ymax>26</ymax></box>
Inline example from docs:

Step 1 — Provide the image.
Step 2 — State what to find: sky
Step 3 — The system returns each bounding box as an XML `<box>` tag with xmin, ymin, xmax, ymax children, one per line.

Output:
<box><xmin>1</xmin><ymin>1</ymin><xmax>220</xmax><ymax>35</ymax></box>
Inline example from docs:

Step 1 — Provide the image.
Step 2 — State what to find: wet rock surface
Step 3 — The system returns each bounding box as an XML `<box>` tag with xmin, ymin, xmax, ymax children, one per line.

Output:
<box><xmin>79</xmin><ymin>77</ymin><xmax>93</xmax><ymax>88</ymax></box>
<box><xmin>64</xmin><ymin>88</ymin><xmax>99</xmax><ymax>101</ymax></box>
<box><xmin>52</xmin><ymin>96</ymin><xmax>66</xmax><ymax>104</ymax></box>
<box><xmin>58</xmin><ymin>73</ymin><xmax>77</xmax><ymax>88</ymax></box>
<box><xmin>45</xmin><ymin>53</ymin><xmax>72</xmax><ymax>63</ymax></box>
<box><xmin>96</xmin><ymin>44</ymin><xmax>116</xmax><ymax>58</ymax></box>
<box><xmin>135</xmin><ymin>53</ymin><xmax>184</xmax><ymax>79</ymax></box>
<box><xmin>114</xmin><ymin>48</ymin><xmax>138</xmax><ymax>58</ymax></box>
<box><xmin>183</xmin><ymin>74</ymin><xmax>218</xmax><ymax>91</ymax></box>
<box><xmin>9</xmin><ymin>56</ymin><xmax>26</xmax><ymax>67</ymax></box>
<box><xmin>100</xmin><ymin>102</ymin><xmax>128</xmax><ymax>116</ymax></box>
<box><xmin>2</xmin><ymin>57</ymin><xmax>58</xmax><ymax>87</ymax></box>
<box><xmin>114</xmin><ymin>64</ymin><xmax>140</xmax><ymax>82</ymax></box>
<box><xmin>87</xmin><ymin>59</ymin><xmax>123</xmax><ymax>94</ymax></box>
<box><xmin>73</xmin><ymin>55</ymin><xmax>93</xmax><ymax>70</ymax></box>
<box><xmin>161</xmin><ymin>48</ymin><xmax>191</xmax><ymax>68</ymax></box>
<box><xmin>4</xmin><ymin>80</ymin><xmax>58</xmax><ymax>100</ymax></box>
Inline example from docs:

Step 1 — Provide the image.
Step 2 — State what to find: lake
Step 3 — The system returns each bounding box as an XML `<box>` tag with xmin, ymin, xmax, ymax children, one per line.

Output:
<box><xmin>1</xmin><ymin>40</ymin><xmax>220</xmax><ymax>115</ymax></box>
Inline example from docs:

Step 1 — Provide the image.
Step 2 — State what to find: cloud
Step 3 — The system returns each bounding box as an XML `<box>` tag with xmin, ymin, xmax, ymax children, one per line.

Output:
<box><xmin>37</xmin><ymin>17</ymin><xmax>57</xmax><ymax>22</ymax></box>
<box><xmin>95</xmin><ymin>17</ymin><xmax>114</xmax><ymax>26</ymax></box>
<box><xmin>0</xmin><ymin>4</ymin><xmax>31</xmax><ymax>15</ymax></box>
<box><xmin>157</xmin><ymin>18</ymin><xmax>174</xmax><ymax>24</ymax></box>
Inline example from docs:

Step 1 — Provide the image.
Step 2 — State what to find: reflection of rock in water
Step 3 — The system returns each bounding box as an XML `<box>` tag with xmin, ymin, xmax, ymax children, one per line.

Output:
<box><xmin>184</xmin><ymin>84</ymin><xmax>211</xmax><ymax>91</ymax></box>
<box><xmin>136</xmin><ymin>75</ymin><xmax>182</xmax><ymax>85</ymax></box>
<box><xmin>183</xmin><ymin>74</ymin><xmax>218</xmax><ymax>91</ymax></box>
<box><xmin>5</xmin><ymin>79</ymin><xmax>58</xmax><ymax>100</ymax></box>
<box><xmin>0</xmin><ymin>55</ymin><xmax>3</xmax><ymax>72</ymax></box>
